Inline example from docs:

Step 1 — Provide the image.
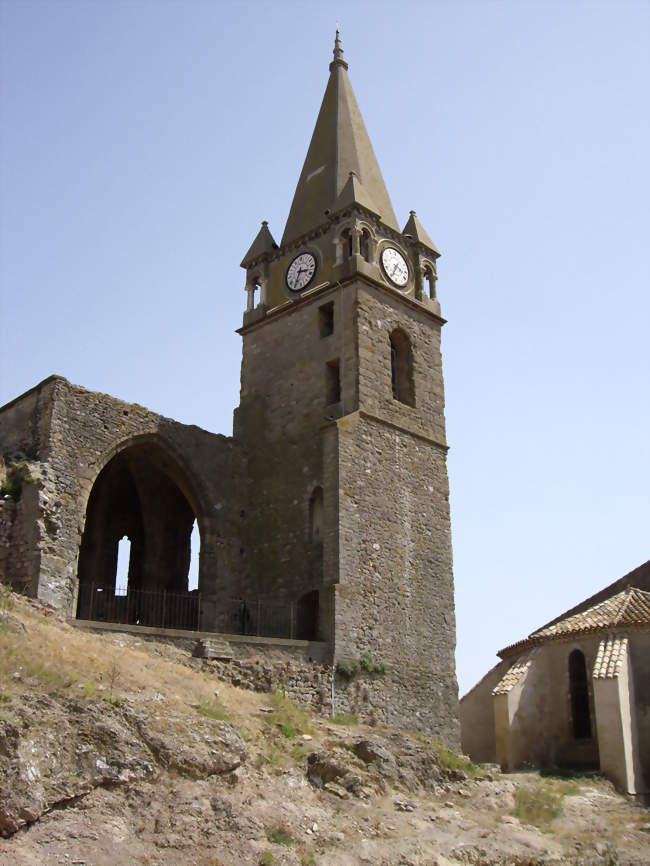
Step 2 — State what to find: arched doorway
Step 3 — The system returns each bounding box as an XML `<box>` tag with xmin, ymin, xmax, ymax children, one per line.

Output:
<box><xmin>76</xmin><ymin>439</ymin><xmax>202</xmax><ymax>630</ymax></box>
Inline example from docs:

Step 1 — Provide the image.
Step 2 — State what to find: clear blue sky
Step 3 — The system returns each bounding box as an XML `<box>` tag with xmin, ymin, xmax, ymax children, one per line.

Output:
<box><xmin>1</xmin><ymin>0</ymin><xmax>648</xmax><ymax>696</ymax></box>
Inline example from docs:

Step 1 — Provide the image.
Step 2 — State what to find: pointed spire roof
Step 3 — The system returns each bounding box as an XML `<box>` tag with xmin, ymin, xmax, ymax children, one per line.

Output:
<box><xmin>281</xmin><ymin>32</ymin><xmax>399</xmax><ymax>246</ymax></box>
<box><xmin>402</xmin><ymin>211</ymin><xmax>440</xmax><ymax>256</ymax></box>
<box><xmin>240</xmin><ymin>221</ymin><xmax>278</xmax><ymax>268</ymax></box>
<box><xmin>331</xmin><ymin>170</ymin><xmax>381</xmax><ymax>218</ymax></box>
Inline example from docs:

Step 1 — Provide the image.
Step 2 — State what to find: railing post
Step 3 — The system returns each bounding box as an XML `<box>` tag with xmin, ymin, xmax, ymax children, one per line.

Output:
<box><xmin>89</xmin><ymin>581</ymin><xmax>95</xmax><ymax>621</ymax></box>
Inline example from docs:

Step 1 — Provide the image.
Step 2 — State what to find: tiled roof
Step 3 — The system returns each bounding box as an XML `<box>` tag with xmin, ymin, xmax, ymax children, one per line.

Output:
<box><xmin>493</xmin><ymin>650</ymin><xmax>537</xmax><ymax>695</ymax></box>
<box><xmin>593</xmin><ymin>635</ymin><xmax>628</xmax><ymax>679</ymax></box>
<box><xmin>499</xmin><ymin>587</ymin><xmax>650</xmax><ymax>657</ymax></box>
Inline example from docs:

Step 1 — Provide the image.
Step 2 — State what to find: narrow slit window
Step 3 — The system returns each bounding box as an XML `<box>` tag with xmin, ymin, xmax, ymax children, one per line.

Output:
<box><xmin>389</xmin><ymin>329</ymin><xmax>415</xmax><ymax>407</ymax></box>
<box><xmin>569</xmin><ymin>649</ymin><xmax>592</xmax><ymax>739</ymax></box>
<box><xmin>319</xmin><ymin>302</ymin><xmax>334</xmax><ymax>337</ymax></box>
<box><xmin>115</xmin><ymin>536</ymin><xmax>131</xmax><ymax>596</ymax></box>
<box><xmin>326</xmin><ymin>359</ymin><xmax>341</xmax><ymax>405</ymax></box>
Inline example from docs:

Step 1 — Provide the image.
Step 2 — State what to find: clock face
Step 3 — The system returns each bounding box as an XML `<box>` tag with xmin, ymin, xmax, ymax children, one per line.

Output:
<box><xmin>381</xmin><ymin>247</ymin><xmax>409</xmax><ymax>287</ymax></box>
<box><xmin>286</xmin><ymin>252</ymin><xmax>317</xmax><ymax>292</ymax></box>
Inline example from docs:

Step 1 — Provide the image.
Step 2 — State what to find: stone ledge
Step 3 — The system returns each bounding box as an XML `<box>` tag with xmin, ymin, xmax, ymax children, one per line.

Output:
<box><xmin>71</xmin><ymin>618</ymin><xmax>330</xmax><ymax>651</ymax></box>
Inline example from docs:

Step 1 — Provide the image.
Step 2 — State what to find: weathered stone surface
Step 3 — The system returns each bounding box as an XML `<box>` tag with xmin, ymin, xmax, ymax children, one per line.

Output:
<box><xmin>0</xmin><ymin>693</ymin><xmax>245</xmax><ymax>837</ymax></box>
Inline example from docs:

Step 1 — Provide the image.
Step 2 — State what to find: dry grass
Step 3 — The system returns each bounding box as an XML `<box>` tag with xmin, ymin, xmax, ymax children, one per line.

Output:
<box><xmin>512</xmin><ymin>777</ymin><xmax>582</xmax><ymax>830</ymax></box>
<box><xmin>0</xmin><ymin>592</ymin><xmax>267</xmax><ymax>744</ymax></box>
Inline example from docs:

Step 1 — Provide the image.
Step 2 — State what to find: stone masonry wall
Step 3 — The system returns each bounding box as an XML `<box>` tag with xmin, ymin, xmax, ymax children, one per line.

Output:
<box><xmin>234</xmin><ymin>285</ymin><xmax>358</xmax><ymax>631</ymax></box>
<box><xmin>333</xmin><ymin>284</ymin><xmax>459</xmax><ymax>746</ymax></box>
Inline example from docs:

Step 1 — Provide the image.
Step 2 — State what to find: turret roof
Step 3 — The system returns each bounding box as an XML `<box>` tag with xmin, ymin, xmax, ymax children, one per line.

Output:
<box><xmin>402</xmin><ymin>210</ymin><xmax>440</xmax><ymax>256</ymax></box>
<box><xmin>281</xmin><ymin>32</ymin><xmax>399</xmax><ymax>246</ymax></box>
<box><xmin>330</xmin><ymin>170</ymin><xmax>381</xmax><ymax>219</ymax></box>
<box><xmin>240</xmin><ymin>221</ymin><xmax>278</xmax><ymax>269</ymax></box>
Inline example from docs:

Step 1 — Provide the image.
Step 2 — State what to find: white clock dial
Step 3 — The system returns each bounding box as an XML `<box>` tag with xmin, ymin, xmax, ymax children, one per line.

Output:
<box><xmin>286</xmin><ymin>252</ymin><xmax>317</xmax><ymax>291</ymax></box>
<box><xmin>381</xmin><ymin>247</ymin><xmax>409</xmax><ymax>287</ymax></box>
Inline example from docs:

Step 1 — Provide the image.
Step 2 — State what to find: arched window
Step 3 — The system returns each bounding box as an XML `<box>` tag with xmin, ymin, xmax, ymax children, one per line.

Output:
<box><xmin>423</xmin><ymin>266</ymin><xmax>436</xmax><ymax>299</ymax></box>
<box><xmin>569</xmin><ymin>649</ymin><xmax>592</xmax><ymax>739</ymax></box>
<box><xmin>390</xmin><ymin>329</ymin><xmax>415</xmax><ymax>407</ymax></box>
<box><xmin>114</xmin><ymin>535</ymin><xmax>131</xmax><ymax>596</ymax></box>
<box><xmin>341</xmin><ymin>228</ymin><xmax>353</xmax><ymax>258</ymax></box>
<box><xmin>360</xmin><ymin>229</ymin><xmax>371</xmax><ymax>262</ymax></box>
<box><xmin>309</xmin><ymin>486</ymin><xmax>324</xmax><ymax>544</ymax></box>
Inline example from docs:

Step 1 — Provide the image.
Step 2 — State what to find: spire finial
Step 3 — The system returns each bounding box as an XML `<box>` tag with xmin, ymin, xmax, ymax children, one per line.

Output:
<box><xmin>330</xmin><ymin>29</ymin><xmax>348</xmax><ymax>72</ymax></box>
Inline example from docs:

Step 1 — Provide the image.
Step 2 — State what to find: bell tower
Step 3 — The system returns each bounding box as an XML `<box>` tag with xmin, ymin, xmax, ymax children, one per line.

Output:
<box><xmin>236</xmin><ymin>33</ymin><xmax>459</xmax><ymax>743</ymax></box>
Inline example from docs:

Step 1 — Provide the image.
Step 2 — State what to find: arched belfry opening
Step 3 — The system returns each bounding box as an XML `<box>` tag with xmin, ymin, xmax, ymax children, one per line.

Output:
<box><xmin>76</xmin><ymin>440</ymin><xmax>202</xmax><ymax>630</ymax></box>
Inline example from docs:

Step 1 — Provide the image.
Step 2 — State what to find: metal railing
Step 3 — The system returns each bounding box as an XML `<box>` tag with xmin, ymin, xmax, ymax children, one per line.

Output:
<box><xmin>76</xmin><ymin>584</ymin><xmax>319</xmax><ymax>641</ymax></box>
<box><xmin>214</xmin><ymin>596</ymin><xmax>318</xmax><ymax>640</ymax></box>
<box><xmin>76</xmin><ymin>582</ymin><xmax>201</xmax><ymax>631</ymax></box>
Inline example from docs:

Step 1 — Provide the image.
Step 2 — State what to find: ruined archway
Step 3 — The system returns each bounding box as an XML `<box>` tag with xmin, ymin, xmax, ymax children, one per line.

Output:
<box><xmin>76</xmin><ymin>438</ymin><xmax>203</xmax><ymax>630</ymax></box>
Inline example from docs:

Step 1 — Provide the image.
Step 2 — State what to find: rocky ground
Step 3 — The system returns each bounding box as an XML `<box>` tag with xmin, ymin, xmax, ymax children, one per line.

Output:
<box><xmin>1</xmin><ymin>589</ymin><xmax>649</xmax><ymax>866</ymax></box>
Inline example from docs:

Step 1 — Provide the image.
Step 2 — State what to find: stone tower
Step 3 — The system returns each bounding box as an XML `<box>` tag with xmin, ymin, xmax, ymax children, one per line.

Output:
<box><xmin>236</xmin><ymin>33</ymin><xmax>459</xmax><ymax>739</ymax></box>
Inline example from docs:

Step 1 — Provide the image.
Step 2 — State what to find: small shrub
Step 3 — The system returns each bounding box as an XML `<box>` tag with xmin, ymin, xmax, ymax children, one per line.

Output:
<box><xmin>330</xmin><ymin>712</ymin><xmax>357</xmax><ymax>726</ymax></box>
<box><xmin>266</xmin><ymin>826</ymin><xmax>293</xmax><ymax>846</ymax></box>
<box><xmin>336</xmin><ymin>659</ymin><xmax>360</xmax><ymax>681</ymax></box>
<box><xmin>280</xmin><ymin>723</ymin><xmax>296</xmax><ymax>739</ymax></box>
<box><xmin>0</xmin><ymin>691</ymin><xmax>11</xmax><ymax>704</ymax></box>
<box><xmin>259</xmin><ymin>852</ymin><xmax>274</xmax><ymax>866</ymax></box>
<box><xmin>513</xmin><ymin>784</ymin><xmax>563</xmax><ymax>829</ymax></box>
<box><xmin>359</xmin><ymin>651</ymin><xmax>386</xmax><ymax>674</ymax></box>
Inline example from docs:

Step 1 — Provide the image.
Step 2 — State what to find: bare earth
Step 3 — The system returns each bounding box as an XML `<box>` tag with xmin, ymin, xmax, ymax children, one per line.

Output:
<box><xmin>1</xmin><ymin>593</ymin><xmax>648</xmax><ymax>866</ymax></box>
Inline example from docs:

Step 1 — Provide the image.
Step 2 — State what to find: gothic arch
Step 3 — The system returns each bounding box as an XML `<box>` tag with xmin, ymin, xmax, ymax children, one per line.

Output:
<box><xmin>75</xmin><ymin>434</ymin><xmax>210</xmax><ymax>629</ymax></box>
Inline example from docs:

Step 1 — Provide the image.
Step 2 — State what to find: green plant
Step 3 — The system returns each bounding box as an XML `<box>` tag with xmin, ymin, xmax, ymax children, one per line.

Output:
<box><xmin>259</xmin><ymin>852</ymin><xmax>274</xmax><ymax>866</ymax></box>
<box><xmin>513</xmin><ymin>784</ymin><xmax>563</xmax><ymax>829</ymax></box>
<box><xmin>0</xmin><ymin>584</ymin><xmax>15</xmax><ymax>611</ymax></box>
<box><xmin>433</xmin><ymin>741</ymin><xmax>481</xmax><ymax>777</ymax></box>
<box><xmin>0</xmin><ymin>691</ymin><xmax>11</xmax><ymax>704</ymax></box>
<box><xmin>359</xmin><ymin>651</ymin><xmax>386</xmax><ymax>674</ymax></box>
<box><xmin>269</xmin><ymin>691</ymin><xmax>312</xmax><ymax>736</ymax></box>
<box><xmin>336</xmin><ymin>659</ymin><xmax>360</xmax><ymax>681</ymax></box>
<box><xmin>0</xmin><ymin>476</ymin><xmax>22</xmax><ymax>502</ymax></box>
<box><xmin>300</xmin><ymin>849</ymin><xmax>316</xmax><ymax>866</ymax></box>
<box><xmin>198</xmin><ymin>701</ymin><xmax>230</xmax><ymax>721</ymax></box>
<box><xmin>330</xmin><ymin>712</ymin><xmax>357</xmax><ymax>726</ymax></box>
<box><xmin>337</xmin><ymin>653</ymin><xmax>386</xmax><ymax>681</ymax></box>
<box><xmin>266</xmin><ymin>826</ymin><xmax>293</xmax><ymax>846</ymax></box>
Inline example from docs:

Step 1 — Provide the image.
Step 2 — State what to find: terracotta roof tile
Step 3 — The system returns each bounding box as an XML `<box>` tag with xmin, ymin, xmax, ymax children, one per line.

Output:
<box><xmin>499</xmin><ymin>587</ymin><xmax>650</xmax><ymax>657</ymax></box>
<box><xmin>493</xmin><ymin>650</ymin><xmax>537</xmax><ymax>695</ymax></box>
<box><xmin>593</xmin><ymin>635</ymin><xmax>628</xmax><ymax>679</ymax></box>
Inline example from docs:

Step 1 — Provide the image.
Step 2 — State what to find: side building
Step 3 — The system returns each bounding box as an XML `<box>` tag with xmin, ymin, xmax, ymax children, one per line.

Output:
<box><xmin>0</xmin><ymin>34</ymin><xmax>459</xmax><ymax>745</ymax></box>
<box><xmin>460</xmin><ymin>560</ymin><xmax>650</xmax><ymax>795</ymax></box>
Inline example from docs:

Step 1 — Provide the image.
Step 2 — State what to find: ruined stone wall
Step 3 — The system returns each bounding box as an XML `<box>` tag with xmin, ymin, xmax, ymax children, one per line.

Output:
<box><xmin>0</xmin><ymin>376</ymin><xmax>239</xmax><ymax>621</ymax></box>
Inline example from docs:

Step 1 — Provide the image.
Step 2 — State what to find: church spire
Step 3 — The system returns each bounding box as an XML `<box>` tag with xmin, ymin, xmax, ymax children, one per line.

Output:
<box><xmin>330</xmin><ymin>29</ymin><xmax>348</xmax><ymax>71</ymax></box>
<box><xmin>281</xmin><ymin>32</ymin><xmax>399</xmax><ymax>246</ymax></box>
